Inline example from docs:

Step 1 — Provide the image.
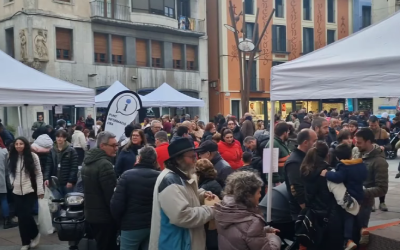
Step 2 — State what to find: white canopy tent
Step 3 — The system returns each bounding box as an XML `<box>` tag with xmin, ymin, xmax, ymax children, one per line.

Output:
<box><xmin>266</xmin><ymin>12</ymin><xmax>400</xmax><ymax>222</ymax></box>
<box><xmin>0</xmin><ymin>50</ymin><xmax>95</xmax><ymax>106</ymax></box>
<box><xmin>95</xmin><ymin>81</ymin><xmax>159</xmax><ymax>107</ymax></box>
<box><xmin>144</xmin><ymin>82</ymin><xmax>205</xmax><ymax>107</ymax></box>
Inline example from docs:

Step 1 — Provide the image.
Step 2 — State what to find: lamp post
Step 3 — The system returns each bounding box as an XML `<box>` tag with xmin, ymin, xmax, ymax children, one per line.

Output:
<box><xmin>225</xmin><ymin>0</ymin><xmax>275</xmax><ymax>114</ymax></box>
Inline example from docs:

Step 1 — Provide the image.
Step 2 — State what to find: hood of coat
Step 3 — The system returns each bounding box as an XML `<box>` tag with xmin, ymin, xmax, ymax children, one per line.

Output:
<box><xmin>34</xmin><ymin>134</ymin><xmax>53</xmax><ymax>149</ymax></box>
<box><xmin>73</xmin><ymin>130</ymin><xmax>84</xmax><ymax>136</ymax></box>
<box><xmin>84</xmin><ymin>148</ymin><xmax>112</xmax><ymax>165</ymax></box>
<box><xmin>53</xmin><ymin>141</ymin><xmax>70</xmax><ymax>152</ymax></box>
<box><xmin>215</xmin><ymin>195</ymin><xmax>260</xmax><ymax>229</ymax></box>
<box><xmin>362</xmin><ymin>144</ymin><xmax>386</xmax><ymax>160</ymax></box>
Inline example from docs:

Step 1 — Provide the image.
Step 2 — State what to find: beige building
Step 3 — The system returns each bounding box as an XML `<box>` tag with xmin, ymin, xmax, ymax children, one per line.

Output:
<box><xmin>0</xmin><ymin>0</ymin><xmax>209</xmax><ymax>133</ymax></box>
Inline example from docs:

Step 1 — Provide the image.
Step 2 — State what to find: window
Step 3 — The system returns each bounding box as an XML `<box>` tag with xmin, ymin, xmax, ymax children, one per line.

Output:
<box><xmin>327</xmin><ymin>30</ymin><xmax>335</xmax><ymax>44</ymax></box>
<box><xmin>136</xmin><ymin>39</ymin><xmax>148</xmax><ymax>66</ymax></box>
<box><xmin>245</xmin><ymin>23</ymin><xmax>258</xmax><ymax>43</ymax></box>
<box><xmin>272</xmin><ymin>61</ymin><xmax>285</xmax><ymax>66</ymax></box>
<box><xmin>245</xmin><ymin>0</ymin><xmax>254</xmax><ymax>15</ymax></box>
<box><xmin>56</xmin><ymin>28</ymin><xmax>73</xmax><ymax>60</ymax></box>
<box><xmin>303</xmin><ymin>0</ymin><xmax>311</xmax><ymax>21</ymax></box>
<box><xmin>231</xmin><ymin>100</ymin><xmax>241</xmax><ymax>119</ymax></box>
<box><xmin>362</xmin><ymin>6</ymin><xmax>371</xmax><ymax>28</ymax></box>
<box><xmin>132</xmin><ymin>0</ymin><xmax>149</xmax><ymax>11</ymax></box>
<box><xmin>275</xmin><ymin>0</ymin><xmax>284</xmax><ymax>18</ymax></box>
<box><xmin>112</xmin><ymin>35</ymin><xmax>124</xmax><ymax>64</ymax></box>
<box><xmin>5</xmin><ymin>28</ymin><xmax>14</xmax><ymax>58</ymax></box>
<box><xmin>272</xmin><ymin>25</ymin><xmax>287</xmax><ymax>52</ymax></box>
<box><xmin>186</xmin><ymin>45</ymin><xmax>196</xmax><ymax>70</ymax></box>
<box><xmin>245</xmin><ymin>60</ymin><xmax>257</xmax><ymax>91</ymax></box>
<box><xmin>303</xmin><ymin>27</ymin><xmax>314</xmax><ymax>54</ymax></box>
<box><xmin>164</xmin><ymin>0</ymin><xmax>175</xmax><ymax>18</ymax></box>
<box><xmin>151</xmin><ymin>41</ymin><xmax>162</xmax><ymax>68</ymax></box>
<box><xmin>150</xmin><ymin>0</ymin><xmax>164</xmax><ymax>15</ymax></box>
<box><xmin>173</xmin><ymin>43</ymin><xmax>182</xmax><ymax>69</ymax></box>
<box><xmin>177</xmin><ymin>0</ymin><xmax>190</xmax><ymax>17</ymax></box>
<box><xmin>94</xmin><ymin>33</ymin><xmax>108</xmax><ymax>63</ymax></box>
<box><xmin>327</xmin><ymin>0</ymin><xmax>335</xmax><ymax>23</ymax></box>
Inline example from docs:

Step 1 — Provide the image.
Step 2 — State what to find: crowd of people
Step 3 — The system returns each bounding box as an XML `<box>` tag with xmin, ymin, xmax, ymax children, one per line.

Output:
<box><xmin>0</xmin><ymin>108</ymin><xmax>398</xmax><ymax>250</ymax></box>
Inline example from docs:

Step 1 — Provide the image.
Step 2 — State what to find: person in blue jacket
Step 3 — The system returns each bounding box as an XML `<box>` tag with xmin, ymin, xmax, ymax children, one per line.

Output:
<box><xmin>0</xmin><ymin>120</ymin><xmax>14</xmax><ymax>148</ymax></box>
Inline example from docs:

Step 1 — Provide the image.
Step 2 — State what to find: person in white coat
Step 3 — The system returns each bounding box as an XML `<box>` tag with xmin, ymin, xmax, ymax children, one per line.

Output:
<box><xmin>71</xmin><ymin>125</ymin><xmax>87</xmax><ymax>165</ymax></box>
<box><xmin>8</xmin><ymin>137</ymin><xmax>44</xmax><ymax>250</ymax></box>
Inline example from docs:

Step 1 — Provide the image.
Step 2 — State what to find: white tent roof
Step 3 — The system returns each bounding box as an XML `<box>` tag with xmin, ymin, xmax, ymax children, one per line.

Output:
<box><xmin>95</xmin><ymin>81</ymin><xmax>159</xmax><ymax>107</ymax></box>
<box><xmin>271</xmin><ymin>12</ymin><xmax>400</xmax><ymax>101</ymax></box>
<box><xmin>0</xmin><ymin>50</ymin><xmax>95</xmax><ymax>106</ymax></box>
<box><xmin>144</xmin><ymin>83</ymin><xmax>205</xmax><ymax>107</ymax></box>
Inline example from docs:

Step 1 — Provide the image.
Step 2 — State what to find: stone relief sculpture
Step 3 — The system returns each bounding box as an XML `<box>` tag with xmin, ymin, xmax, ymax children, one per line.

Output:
<box><xmin>20</xmin><ymin>29</ymin><xmax>28</xmax><ymax>60</ymax></box>
<box><xmin>33</xmin><ymin>29</ymin><xmax>49</xmax><ymax>61</ymax></box>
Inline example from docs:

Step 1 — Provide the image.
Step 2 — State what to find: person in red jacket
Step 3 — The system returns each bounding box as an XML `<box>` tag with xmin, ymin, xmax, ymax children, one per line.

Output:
<box><xmin>218</xmin><ymin>129</ymin><xmax>243</xmax><ymax>170</ymax></box>
<box><xmin>155</xmin><ymin>131</ymin><xmax>169</xmax><ymax>170</ymax></box>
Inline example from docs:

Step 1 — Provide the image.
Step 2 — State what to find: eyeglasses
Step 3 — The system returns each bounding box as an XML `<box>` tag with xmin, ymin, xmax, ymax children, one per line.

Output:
<box><xmin>105</xmin><ymin>143</ymin><xmax>119</xmax><ymax>148</ymax></box>
<box><xmin>131</xmin><ymin>134</ymin><xmax>140</xmax><ymax>137</ymax></box>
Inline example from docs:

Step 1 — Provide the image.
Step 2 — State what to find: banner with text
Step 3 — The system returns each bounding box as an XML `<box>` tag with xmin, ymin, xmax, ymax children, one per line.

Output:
<box><xmin>105</xmin><ymin>90</ymin><xmax>142</xmax><ymax>140</ymax></box>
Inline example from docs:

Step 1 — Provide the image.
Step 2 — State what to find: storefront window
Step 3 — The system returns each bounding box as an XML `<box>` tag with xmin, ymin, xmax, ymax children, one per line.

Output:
<box><xmin>249</xmin><ymin>101</ymin><xmax>265</xmax><ymax>121</ymax></box>
<box><xmin>322</xmin><ymin>103</ymin><xmax>344</xmax><ymax>113</ymax></box>
<box><xmin>358</xmin><ymin>98</ymin><xmax>373</xmax><ymax>111</ymax></box>
<box><xmin>267</xmin><ymin>101</ymin><xmax>279</xmax><ymax>120</ymax></box>
<box><xmin>296</xmin><ymin>100</ymin><xmax>319</xmax><ymax>113</ymax></box>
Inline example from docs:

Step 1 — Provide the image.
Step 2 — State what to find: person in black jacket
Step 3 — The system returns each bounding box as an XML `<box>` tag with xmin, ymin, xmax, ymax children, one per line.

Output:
<box><xmin>197</xmin><ymin>140</ymin><xmax>233</xmax><ymax>187</ymax></box>
<box><xmin>81</xmin><ymin>131</ymin><xmax>118</xmax><ymax>250</ymax></box>
<box><xmin>298</xmin><ymin>116</ymin><xmax>312</xmax><ymax>131</ymax></box>
<box><xmin>284</xmin><ymin>129</ymin><xmax>317</xmax><ymax>221</ymax></box>
<box><xmin>144</xmin><ymin>120</ymin><xmax>162</xmax><ymax>147</ymax></box>
<box><xmin>195</xmin><ymin>158</ymin><xmax>221</xmax><ymax>250</ymax></box>
<box><xmin>201</xmin><ymin>123</ymin><xmax>217</xmax><ymax>144</ymax></box>
<box><xmin>300</xmin><ymin>140</ymin><xmax>345</xmax><ymax>250</ymax></box>
<box><xmin>115</xmin><ymin>129</ymin><xmax>146</xmax><ymax>177</ymax></box>
<box><xmin>111</xmin><ymin>146</ymin><xmax>159</xmax><ymax>250</ymax></box>
<box><xmin>44</xmin><ymin>130</ymin><xmax>78</xmax><ymax>197</ymax></box>
<box><xmin>227</xmin><ymin>120</ymin><xmax>243</xmax><ymax>145</ymax></box>
<box><xmin>85</xmin><ymin>114</ymin><xmax>95</xmax><ymax>130</ymax></box>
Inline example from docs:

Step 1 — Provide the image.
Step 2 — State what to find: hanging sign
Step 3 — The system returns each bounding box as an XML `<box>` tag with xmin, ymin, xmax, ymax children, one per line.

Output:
<box><xmin>105</xmin><ymin>90</ymin><xmax>142</xmax><ymax>140</ymax></box>
<box><xmin>43</xmin><ymin>105</ymin><xmax>52</xmax><ymax>111</ymax></box>
<box><xmin>55</xmin><ymin>106</ymin><xmax>63</xmax><ymax>114</ymax></box>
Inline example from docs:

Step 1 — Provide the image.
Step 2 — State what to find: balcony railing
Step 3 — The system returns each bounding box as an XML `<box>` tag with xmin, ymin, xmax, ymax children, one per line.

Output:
<box><xmin>178</xmin><ymin>16</ymin><xmax>205</xmax><ymax>33</ymax></box>
<box><xmin>90</xmin><ymin>0</ymin><xmax>130</xmax><ymax>22</ymax></box>
<box><xmin>250</xmin><ymin>78</ymin><xmax>266</xmax><ymax>92</ymax></box>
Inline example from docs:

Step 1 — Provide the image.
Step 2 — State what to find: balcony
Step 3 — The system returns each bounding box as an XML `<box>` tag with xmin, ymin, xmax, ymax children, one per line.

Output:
<box><xmin>250</xmin><ymin>78</ymin><xmax>266</xmax><ymax>92</ymax></box>
<box><xmin>90</xmin><ymin>0</ymin><xmax>130</xmax><ymax>22</ymax></box>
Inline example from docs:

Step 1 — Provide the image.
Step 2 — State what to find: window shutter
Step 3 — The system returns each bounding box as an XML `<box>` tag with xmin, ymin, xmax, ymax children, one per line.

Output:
<box><xmin>186</xmin><ymin>45</ymin><xmax>195</xmax><ymax>62</ymax></box>
<box><xmin>136</xmin><ymin>39</ymin><xmax>147</xmax><ymax>66</ymax></box>
<box><xmin>173</xmin><ymin>44</ymin><xmax>182</xmax><ymax>60</ymax></box>
<box><xmin>150</xmin><ymin>0</ymin><xmax>163</xmax><ymax>11</ymax></box>
<box><xmin>94</xmin><ymin>33</ymin><xmax>107</xmax><ymax>54</ymax></box>
<box><xmin>112</xmin><ymin>36</ymin><xmax>124</xmax><ymax>56</ymax></box>
<box><xmin>152</xmin><ymin>41</ymin><xmax>162</xmax><ymax>59</ymax></box>
<box><xmin>56</xmin><ymin>28</ymin><xmax>72</xmax><ymax>51</ymax></box>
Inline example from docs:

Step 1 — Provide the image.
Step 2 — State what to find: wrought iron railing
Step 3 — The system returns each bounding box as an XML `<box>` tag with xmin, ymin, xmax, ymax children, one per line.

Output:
<box><xmin>90</xmin><ymin>0</ymin><xmax>130</xmax><ymax>22</ymax></box>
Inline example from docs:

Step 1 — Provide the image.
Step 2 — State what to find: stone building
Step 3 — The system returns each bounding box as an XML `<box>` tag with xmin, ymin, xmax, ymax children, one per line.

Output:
<box><xmin>0</xmin><ymin>0</ymin><xmax>208</xmax><ymax>131</ymax></box>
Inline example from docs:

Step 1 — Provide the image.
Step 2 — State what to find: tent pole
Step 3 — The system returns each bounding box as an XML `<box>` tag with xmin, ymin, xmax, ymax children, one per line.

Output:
<box><xmin>267</xmin><ymin>101</ymin><xmax>275</xmax><ymax>222</ymax></box>
<box><xmin>74</xmin><ymin>107</ymin><xmax>77</xmax><ymax>124</ymax></box>
<box><xmin>93</xmin><ymin>105</ymin><xmax>98</xmax><ymax>135</ymax></box>
<box><xmin>159</xmin><ymin>107</ymin><xmax>162</xmax><ymax>117</ymax></box>
<box><xmin>17</xmin><ymin>106</ymin><xmax>22</xmax><ymax>128</ymax></box>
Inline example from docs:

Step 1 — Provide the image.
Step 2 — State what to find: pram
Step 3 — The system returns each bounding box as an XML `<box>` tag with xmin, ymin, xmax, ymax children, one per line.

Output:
<box><xmin>386</xmin><ymin>131</ymin><xmax>399</xmax><ymax>159</ymax></box>
<box><xmin>259</xmin><ymin>183</ymin><xmax>296</xmax><ymax>250</ymax></box>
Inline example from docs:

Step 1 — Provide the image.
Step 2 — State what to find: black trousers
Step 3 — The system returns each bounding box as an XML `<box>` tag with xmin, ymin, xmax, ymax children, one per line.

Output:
<box><xmin>75</xmin><ymin>147</ymin><xmax>85</xmax><ymax>166</ymax></box>
<box><xmin>14</xmin><ymin>193</ymin><xmax>39</xmax><ymax>246</ymax></box>
<box><xmin>90</xmin><ymin>223</ymin><xmax>119</xmax><ymax>250</ymax></box>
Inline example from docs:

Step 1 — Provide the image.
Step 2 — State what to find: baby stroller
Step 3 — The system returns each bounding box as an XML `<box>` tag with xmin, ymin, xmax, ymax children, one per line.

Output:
<box><xmin>387</xmin><ymin>131</ymin><xmax>399</xmax><ymax>159</ymax></box>
<box><xmin>259</xmin><ymin>183</ymin><xmax>296</xmax><ymax>250</ymax></box>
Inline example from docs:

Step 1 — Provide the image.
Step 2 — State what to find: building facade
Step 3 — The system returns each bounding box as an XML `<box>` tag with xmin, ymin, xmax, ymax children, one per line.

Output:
<box><xmin>0</xmin><ymin>0</ymin><xmax>209</xmax><ymax>131</ymax></box>
<box><xmin>207</xmin><ymin>0</ymin><xmax>353</xmax><ymax>121</ymax></box>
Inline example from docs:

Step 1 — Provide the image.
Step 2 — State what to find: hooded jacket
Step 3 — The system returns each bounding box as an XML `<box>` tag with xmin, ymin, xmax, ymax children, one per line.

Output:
<box><xmin>210</xmin><ymin>152</ymin><xmax>233</xmax><ymax>187</ymax></box>
<box><xmin>31</xmin><ymin>134</ymin><xmax>53</xmax><ymax>173</ymax></box>
<box><xmin>352</xmin><ymin>144</ymin><xmax>389</xmax><ymax>206</ymax></box>
<box><xmin>81</xmin><ymin>148</ymin><xmax>117</xmax><ymax>224</ymax></box>
<box><xmin>325</xmin><ymin>158</ymin><xmax>368</xmax><ymax>202</ymax></box>
<box><xmin>214</xmin><ymin>196</ymin><xmax>281</xmax><ymax>250</ymax></box>
<box><xmin>218</xmin><ymin>140</ymin><xmax>243</xmax><ymax>170</ymax></box>
<box><xmin>44</xmin><ymin>142</ymin><xmax>78</xmax><ymax>185</ymax></box>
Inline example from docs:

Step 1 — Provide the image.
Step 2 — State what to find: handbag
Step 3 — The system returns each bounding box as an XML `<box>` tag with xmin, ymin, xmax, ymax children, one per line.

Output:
<box><xmin>294</xmin><ymin>191</ymin><xmax>334</xmax><ymax>247</ymax></box>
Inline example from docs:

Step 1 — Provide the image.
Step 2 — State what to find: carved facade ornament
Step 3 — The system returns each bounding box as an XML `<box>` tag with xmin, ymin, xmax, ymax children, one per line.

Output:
<box><xmin>23</xmin><ymin>59</ymin><xmax>42</xmax><ymax>70</ymax></box>
<box><xmin>20</xmin><ymin>29</ymin><xmax>28</xmax><ymax>60</ymax></box>
<box><xmin>33</xmin><ymin>29</ymin><xmax>49</xmax><ymax>62</ymax></box>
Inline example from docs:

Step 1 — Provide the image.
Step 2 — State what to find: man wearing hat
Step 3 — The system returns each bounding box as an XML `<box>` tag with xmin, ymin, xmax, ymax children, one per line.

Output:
<box><xmin>197</xmin><ymin>140</ymin><xmax>233</xmax><ymax>187</ymax></box>
<box><xmin>149</xmin><ymin>138</ymin><xmax>215</xmax><ymax>250</ymax></box>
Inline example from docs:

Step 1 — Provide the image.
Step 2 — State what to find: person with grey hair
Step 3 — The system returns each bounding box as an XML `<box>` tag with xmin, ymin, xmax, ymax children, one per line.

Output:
<box><xmin>111</xmin><ymin>146</ymin><xmax>160</xmax><ymax>250</ymax></box>
<box><xmin>81</xmin><ymin>131</ymin><xmax>118</xmax><ymax>250</ymax></box>
<box><xmin>214</xmin><ymin>171</ymin><xmax>281</xmax><ymax>250</ymax></box>
<box><xmin>312</xmin><ymin>117</ymin><xmax>329</xmax><ymax>141</ymax></box>
<box><xmin>144</xmin><ymin>120</ymin><xmax>162</xmax><ymax>147</ymax></box>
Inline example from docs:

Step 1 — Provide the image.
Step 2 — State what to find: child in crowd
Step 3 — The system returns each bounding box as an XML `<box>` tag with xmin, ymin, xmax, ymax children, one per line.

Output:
<box><xmin>237</xmin><ymin>152</ymin><xmax>253</xmax><ymax>172</ymax></box>
<box><xmin>321</xmin><ymin>143</ymin><xmax>368</xmax><ymax>250</ymax></box>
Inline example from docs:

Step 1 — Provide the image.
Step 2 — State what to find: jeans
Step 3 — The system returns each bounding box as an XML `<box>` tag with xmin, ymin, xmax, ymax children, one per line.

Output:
<box><xmin>120</xmin><ymin>229</ymin><xmax>150</xmax><ymax>250</ymax></box>
<box><xmin>344</xmin><ymin>212</ymin><xmax>355</xmax><ymax>240</ymax></box>
<box><xmin>14</xmin><ymin>193</ymin><xmax>39</xmax><ymax>246</ymax></box>
<box><xmin>0</xmin><ymin>193</ymin><xmax>10</xmax><ymax>217</ymax></box>
<box><xmin>358</xmin><ymin>204</ymin><xmax>372</xmax><ymax>228</ymax></box>
<box><xmin>75</xmin><ymin>147</ymin><xmax>85</xmax><ymax>166</ymax></box>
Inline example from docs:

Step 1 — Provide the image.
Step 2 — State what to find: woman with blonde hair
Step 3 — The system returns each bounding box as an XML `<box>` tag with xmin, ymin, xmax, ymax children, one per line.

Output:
<box><xmin>191</xmin><ymin>121</ymin><xmax>204</xmax><ymax>142</ymax></box>
<box><xmin>214</xmin><ymin>171</ymin><xmax>281</xmax><ymax>250</ymax></box>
